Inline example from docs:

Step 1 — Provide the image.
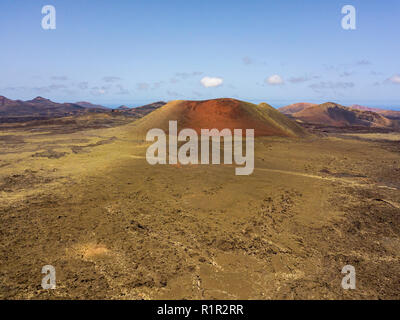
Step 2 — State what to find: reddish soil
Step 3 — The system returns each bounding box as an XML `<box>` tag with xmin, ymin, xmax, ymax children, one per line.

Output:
<box><xmin>293</xmin><ymin>103</ymin><xmax>395</xmax><ymax>128</ymax></box>
<box><xmin>134</xmin><ymin>98</ymin><xmax>306</xmax><ymax>137</ymax></box>
<box><xmin>278</xmin><ymin>102</ymin><xmax>317</xmax><ymax>115</ymax></box>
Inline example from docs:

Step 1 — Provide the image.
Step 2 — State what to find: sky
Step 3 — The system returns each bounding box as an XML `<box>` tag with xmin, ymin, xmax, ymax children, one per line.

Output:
<box><xmin>0</xmin><ymin>0</ymin><xmax>399</xmax><ymax>109</ymax></box>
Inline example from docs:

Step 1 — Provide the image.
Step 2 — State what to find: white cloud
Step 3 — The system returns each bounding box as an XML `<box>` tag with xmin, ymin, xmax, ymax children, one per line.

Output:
<box><xmin>388</xmin><ymin>74</ymin><xmax>400</xmax><ymax>84</ymax></box>
<box><xmin>200</xmin><ymin>76</ymin><xmax>223</xmax><ymax>88</ymax></box>
<box><xmin>266</xmin><ymin>75</ymin><xmax>284</xmax><ymax>85</ymax></box>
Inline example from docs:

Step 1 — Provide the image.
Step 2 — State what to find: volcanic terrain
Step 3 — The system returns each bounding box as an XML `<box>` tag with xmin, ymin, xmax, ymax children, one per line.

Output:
<box><xmin>0</xmin><ymin>98</ymin><xmax>399</xmax><ymax>300</ymax></box>
<box><xmin>132</xmin><ymin>98</ymin><xmax>307</xmax><ymax>137</ymax></box>
<box><xmin>286</xmin><ymin>102</ymin><xmax>396</xmax><ymax>128</ymax></box>
<box><xmin>349</xmin><ymin>105</ymin><xmax>400</xmax><ymax>121</ymax></box>
<box><xmin>278</xmin><ymin>103</ymin><xmax>317</xmax><ymax>115</ymax></box>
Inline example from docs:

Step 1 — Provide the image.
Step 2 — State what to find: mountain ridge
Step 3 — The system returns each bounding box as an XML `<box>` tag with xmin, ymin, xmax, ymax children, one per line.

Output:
<box><xmin>0</xmin><ymin>95</ymin><xmax>166</xmax><ymax>123</ymax></box>
<box><xmin>290</xmin><ymin>102</ymin><xmax>395</xmax><ymax>128</ymax></box>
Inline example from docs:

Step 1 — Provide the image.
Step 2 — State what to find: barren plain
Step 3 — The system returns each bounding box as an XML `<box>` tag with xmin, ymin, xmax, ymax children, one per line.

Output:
<box><xmin>0</xmin><ymin>106</ymin><xmax>399</xmax><ymax>299</ymax></box>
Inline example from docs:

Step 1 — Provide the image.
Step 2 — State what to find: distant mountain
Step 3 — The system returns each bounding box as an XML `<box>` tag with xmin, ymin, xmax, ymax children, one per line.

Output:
<box><xmin>0</xmin><ymin>96</ymin><xmax>88</xmax><ymax>122</ymax></box>
<box><xmin>75</xmin><ymin>101</ymin><xmax>108</xmax><ymax>110</ymax></box>
<box><xmin>0</xmin><ymin>96</ymin><xmax>112</xmax><ymax>123</ymax></box>
<box><xmin>349</xmin><ymin>104</ymin><xmax>400</xmax><ymax>121</ymax></box>
<box><xmin>0</xmin><ymin>95</ymin><xmax>166</xmax><ymax>123</ymax></box>
<box><xmin>0</xmin><ymin>95</ymin><xmax>18</xmax><ymax>107</ymax></box>
<box><xmin>117</xmin><ymin>105</ymin><xmax>131</xmax><ymax>110</ymax></box>
<box><xmin>110</xmin><ymin>102</ymin><xmax>166</xmax><ymax>116</ymax></box>
<box><xmin>349</xmin><ymin>104</ymin><xmax>382</xmax><ymax>112</ymax></box>
<box><xmin>132</xmin><ymin>101</ymin><xmax>166</xmax><ymax>116</ymax></box>
<box><xmin>291</xmin><ymin>102</ymin><xmax>395</xmax><ymax>128</ymax></box>
<box><xmin>278</xmin><ymin>103</ymin><xmax>317</xmax><ymax>115</ymax></box>
<box><xmin>26</xmin><ymin>96</ymin><xmax>54</xmax><ymax>104</ymax></box>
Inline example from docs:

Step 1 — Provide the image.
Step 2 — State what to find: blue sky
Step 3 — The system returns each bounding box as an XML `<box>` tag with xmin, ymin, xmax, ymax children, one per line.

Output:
<box><xmin>0</xmin><ymin>0</ymin><xmax>399</xmax><ymax>108</ymax></box>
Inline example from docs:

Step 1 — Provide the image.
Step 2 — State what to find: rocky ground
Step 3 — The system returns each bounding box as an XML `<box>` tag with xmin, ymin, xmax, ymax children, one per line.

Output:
<box><xmin>0</xmin><ymin>120</ymin><xmax>399</xmax><ymax>299</ymax></box>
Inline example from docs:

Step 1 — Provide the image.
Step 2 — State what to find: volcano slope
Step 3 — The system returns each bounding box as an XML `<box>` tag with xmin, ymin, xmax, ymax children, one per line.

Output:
<box><xmin>288</xmin><ymin>102</ymin><xmax>395</xmax><ymax>128</ymax></box>
<box><xmin>278</xmin><ymin>103</ymin><xmax>317</xmax><ymax>115</ymax></box>
<box><xmin>131</xmin><ymin>98</ymin><xmax>307</xmax><ymax>138</ymax></box>
<box><xmin>0</xmin><ymin>98</ymin><xmax>399</xmax><ymax>300</ymax></box>
<box><xmin>349</xmin><ymin>105</ymin><xmax>400</xmax><ymax>121</ymax></box>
